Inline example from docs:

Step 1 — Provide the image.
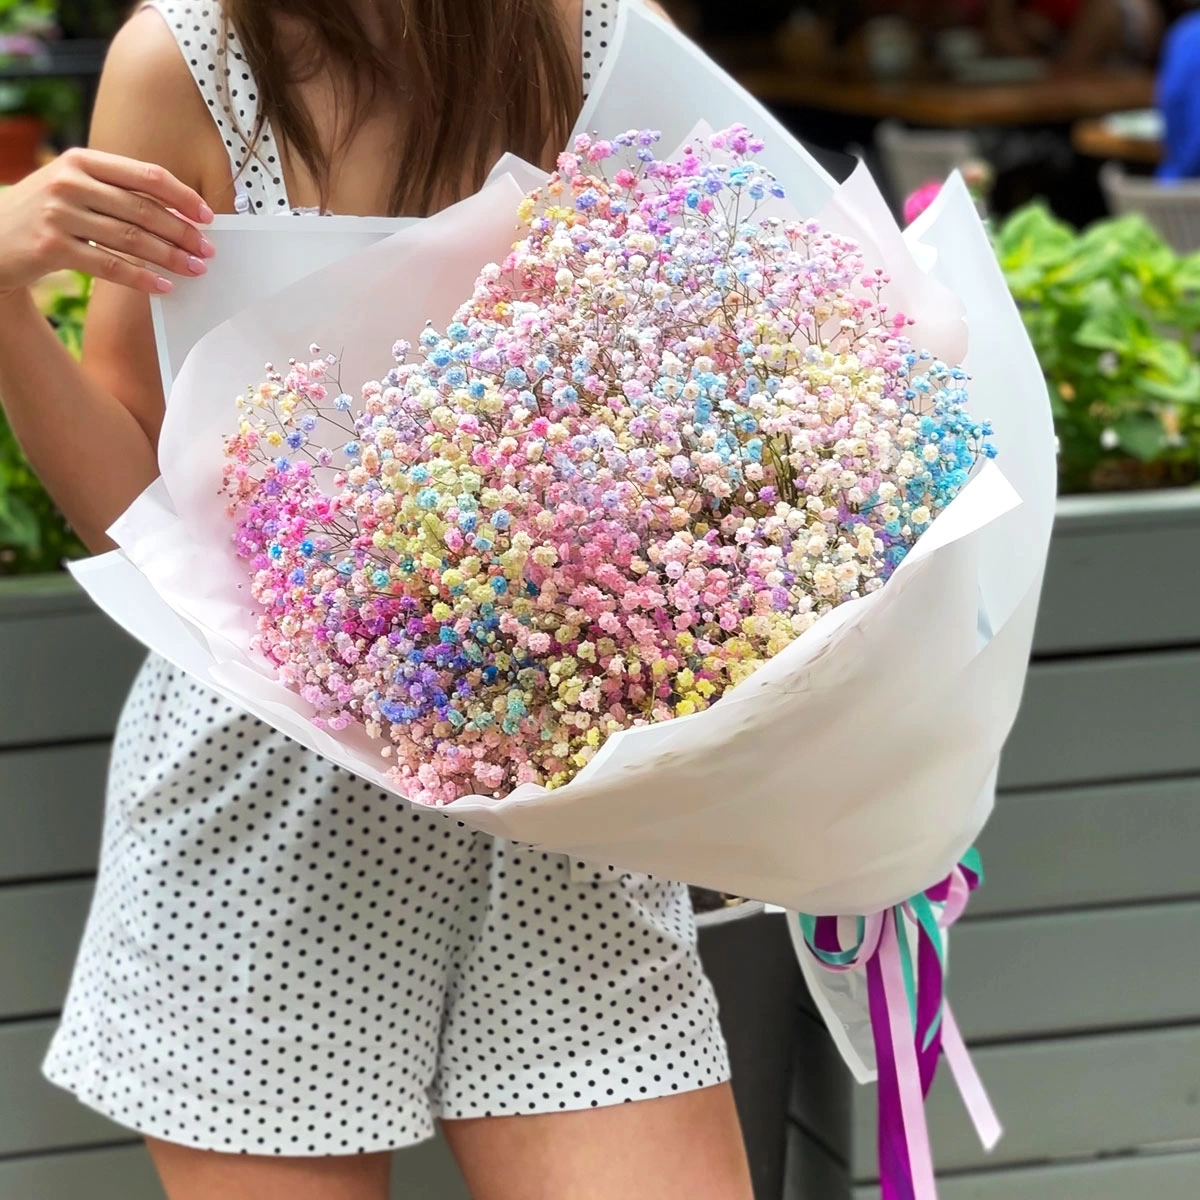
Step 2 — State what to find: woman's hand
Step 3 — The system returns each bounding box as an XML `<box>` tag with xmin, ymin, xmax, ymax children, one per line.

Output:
<box><xmin>0</xmin><ymin>148</ymin><xmax>214</xmax><ymax>297</ymax></box>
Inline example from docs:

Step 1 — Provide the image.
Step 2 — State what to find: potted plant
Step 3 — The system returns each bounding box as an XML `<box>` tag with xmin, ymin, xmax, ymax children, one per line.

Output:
<box><xmin>996</xmin><ymin>203</ymin><xmax>1200</xmax><ymax>494</ymax></box>
<box><xmin>0</xmin><ymin>0</ymin><xmax>78</xmax><ymax>183</ymax></box>
<box><xmin>0</xmin><ymin>269</ymin><xmax>88</xmax><ymax>572</ymax></box>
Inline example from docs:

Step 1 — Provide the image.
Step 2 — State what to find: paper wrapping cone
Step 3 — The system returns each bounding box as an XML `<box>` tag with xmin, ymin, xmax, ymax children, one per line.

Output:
<box><xmin>70</xmin><ymin>4</ymin><xmax>1056</xmax><ymax>1083</ymax></box>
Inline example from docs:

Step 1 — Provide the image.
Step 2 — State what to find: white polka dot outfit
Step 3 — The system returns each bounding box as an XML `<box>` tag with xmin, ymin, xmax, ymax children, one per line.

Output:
<box><xmin>43</xmin><ymin>0</ymin><xmax>730</xmax><ymax>1158</ymax></box>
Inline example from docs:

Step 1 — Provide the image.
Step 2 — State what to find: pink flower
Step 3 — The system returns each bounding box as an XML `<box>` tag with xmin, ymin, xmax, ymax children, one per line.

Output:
<box><xmin>904</xmin><ymin>181</ymin><xmax>943</xmax><ymax>225</ymax></box>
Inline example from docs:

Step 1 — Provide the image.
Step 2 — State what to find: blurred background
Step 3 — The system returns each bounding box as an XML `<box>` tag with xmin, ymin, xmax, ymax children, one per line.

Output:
<box><xmin>1</xmin><ymin>2</ymin><xmax>1199</xmax><ymax>1199</ymax></box>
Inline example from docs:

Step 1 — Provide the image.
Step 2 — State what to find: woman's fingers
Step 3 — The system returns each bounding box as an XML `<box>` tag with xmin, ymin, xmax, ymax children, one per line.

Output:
<box><xmin>72</xmin><ymin>240</ymin><xmax>175</xmax><ymax>295</ymax></box>
<box><xmin>64</xmin><ymin>210</ymin><xmax>208</xmax><ymax>280</ymax></box>
<box><xmin>65</xmin><ymin>147</ymin><xmax>214</xmax><ymax>226</ymax></box>
<box><xmin>86</xmin><ymin>180</ymin><xmax>215</xmax><ymax>262</ymax></box>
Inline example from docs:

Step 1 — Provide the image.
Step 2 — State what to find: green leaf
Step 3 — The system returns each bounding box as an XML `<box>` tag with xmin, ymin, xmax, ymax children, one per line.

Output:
<box><xmin>1113</xmin><ymin>413</ymin><xmax>1167</xmax><ymax>463</ymax></box>
<box><xmin>1075</xmin><ymin>306</ymin><xmax>1139</xmax><ymax>352</ymax></box>
<box><xmin>0</xmin><ymin>493</ymin><xmax>42</xmax><ymax>550</ymax></box>
<box><xmin>1135</xmin><ymin>364</ymin><xmax>1200</xmax><ymax>406</ymax></box>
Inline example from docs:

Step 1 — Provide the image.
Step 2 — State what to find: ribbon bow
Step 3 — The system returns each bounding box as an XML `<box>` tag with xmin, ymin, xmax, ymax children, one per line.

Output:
<box><xmin>799</xmin><ymin>851</ymin><xmax>1001</xmax><ymax>1200</ymax></box>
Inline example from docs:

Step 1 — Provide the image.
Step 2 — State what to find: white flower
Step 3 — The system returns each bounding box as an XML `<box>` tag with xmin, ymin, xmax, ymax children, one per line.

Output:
<box><xmin>1100</xmin><ymin>428</ymin><xmax>1119</xmax><ymax>450</ymax></box>
<box><xmin>1098</xmin><ymin>351</ymin><xmax>1120</xmax><ymax>377</ymax></box>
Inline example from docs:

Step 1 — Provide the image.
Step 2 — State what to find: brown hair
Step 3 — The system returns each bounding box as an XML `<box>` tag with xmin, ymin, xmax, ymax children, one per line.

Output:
<box><xmin>223</xmin><ymin>0</ymin><xmax>580</xmax><ymax>216</ymax></box>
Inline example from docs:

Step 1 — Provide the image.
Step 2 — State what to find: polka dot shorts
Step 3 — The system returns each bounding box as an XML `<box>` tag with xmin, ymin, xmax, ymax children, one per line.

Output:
<box><xmin>44</xmin><ymin>655</ymin><xmax>728</xmax><ymax>1153</ymax></box>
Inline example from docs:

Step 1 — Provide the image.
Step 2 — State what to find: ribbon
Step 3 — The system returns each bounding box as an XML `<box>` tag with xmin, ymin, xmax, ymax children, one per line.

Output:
<box><xmin>800</xmin><ymin>853</ymin><xmax>1000</xmax><ymax>1199</ymax></box>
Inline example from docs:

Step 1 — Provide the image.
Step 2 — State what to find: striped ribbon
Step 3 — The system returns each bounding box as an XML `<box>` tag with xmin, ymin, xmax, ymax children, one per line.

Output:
<box><xmin>799</xmin><ymin>852</ymin><xmax>1001</xmax><ymax>1199</ymax></box>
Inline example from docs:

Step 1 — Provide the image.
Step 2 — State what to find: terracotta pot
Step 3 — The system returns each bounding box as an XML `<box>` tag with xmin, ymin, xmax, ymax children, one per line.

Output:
<box><xmin>0</xmin><ymin>115</ymin><xmax>47</xmax><ymax>185</ymax></box>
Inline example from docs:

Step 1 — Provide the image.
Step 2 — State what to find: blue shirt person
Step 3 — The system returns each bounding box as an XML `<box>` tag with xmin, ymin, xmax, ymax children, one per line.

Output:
<box><xmin>1159</xmin><ymin>11</ymin><xmax>1200</xmax><ymax>181</ymax></box>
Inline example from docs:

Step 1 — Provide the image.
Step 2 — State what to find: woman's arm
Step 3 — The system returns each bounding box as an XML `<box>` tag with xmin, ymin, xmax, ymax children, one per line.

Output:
<box><xmin>0</xmin><ymin>12</ymin><xmax>224</xmax><ymax>552</ymax></box>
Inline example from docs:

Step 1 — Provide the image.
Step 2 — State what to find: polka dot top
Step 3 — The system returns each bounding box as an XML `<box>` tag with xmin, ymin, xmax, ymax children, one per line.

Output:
<box><xmin>143</xmin><ymin>0</ymin><xmax>627</xmax><ymax>215</ymax></box>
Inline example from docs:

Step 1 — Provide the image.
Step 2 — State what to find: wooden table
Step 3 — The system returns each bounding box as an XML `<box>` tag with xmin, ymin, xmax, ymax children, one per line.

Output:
<box><xmin>730</xmin><ymin>64</ymin><xmax>1155</xmax><ymax>129</ymax></box>
<box><xmin>1072</xmin><ymin>117</ymin><xmax>1163</xmax><ymax>165</ymax></box>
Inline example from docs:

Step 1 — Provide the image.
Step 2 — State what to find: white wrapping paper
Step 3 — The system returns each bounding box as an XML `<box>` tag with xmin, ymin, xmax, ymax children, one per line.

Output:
<box><xmin>71</xmin><ymin>3</ymin><xmax>1056</xmax><ymax>1079</ymax></box>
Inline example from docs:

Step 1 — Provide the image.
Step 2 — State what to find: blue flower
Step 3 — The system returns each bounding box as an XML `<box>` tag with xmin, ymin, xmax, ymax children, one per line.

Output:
<box><xmin>299</xmin><ymin>539</ymin><xmax>314</xmax><ymax>556</ymax></box>
<box><xmin>286</xmin><ymin>431</ymin><xmax>305</xmax><ymax>450</ymax></box>
<box><xmin>343</xmin><ymin>441</ymin><xmax>360</xmax><ymax>459</ymax></box>
<box><xmin>505</xmin><ymin>367</ymin><xmax>528</xmax><ymax>388</ymax></box>
<box><xmin>333</xmin><ymin>393</ymin><xmax>353</xmax><ymax>411</ymax></box>
<box><xmin>469</xmin><ymin>380</ymin><xmax>486</xmax><ymax>400</ymax></box>
<box><xmin>268</xmin><ymin>543</ymin><xmax>283</xmax><ymax>560</ymax></box>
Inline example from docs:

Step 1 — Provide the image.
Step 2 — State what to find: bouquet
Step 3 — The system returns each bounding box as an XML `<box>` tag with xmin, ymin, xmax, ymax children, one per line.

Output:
<box><xmin>224</xmin><ymin>128</ymin><xmax>994</xmax><ymax>805</ymax></box>
<box><xmin>70</xmin><ymin>7</ymin><xmax>1057</xmax><ymax>1197</ymax></box>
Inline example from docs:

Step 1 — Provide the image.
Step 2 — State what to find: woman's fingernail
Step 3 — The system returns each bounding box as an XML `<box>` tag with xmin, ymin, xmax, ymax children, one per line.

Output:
<box><xmin>199</xmin><ymin>236</ymin><xmax>216</xmax><ymax>258</ymax></box>
<box><xmin>188</xmin><ymin>256</ymin><xmax>207</xmax><ymax>275</ymax></box>
<box><xmin>198</xmin><ymin>202</ymin><xmax>214</xmax><ymax>223</ymax></box>
<box><xmin>155</xmin><ymin>277</ymin><xmax>174</xmax><ymax>293</ymax></box>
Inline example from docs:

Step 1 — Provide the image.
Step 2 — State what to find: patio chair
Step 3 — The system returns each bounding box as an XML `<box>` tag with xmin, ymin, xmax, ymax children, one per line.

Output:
<box><xmin>874</xmin><ymin>120</ymin><xmax>981</xmax><ymax>209</ymax></box>
<box><xmin>1100</xmin><ymin>162</ymin><xmax>1200</xmax><ymax>255</ymax></box>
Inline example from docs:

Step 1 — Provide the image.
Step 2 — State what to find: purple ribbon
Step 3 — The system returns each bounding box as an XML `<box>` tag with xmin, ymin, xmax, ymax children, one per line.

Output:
<box><xmin>804</xmin><ymin>861</ymin><xmax>1001</xmax><ymax>1200</ymax></box>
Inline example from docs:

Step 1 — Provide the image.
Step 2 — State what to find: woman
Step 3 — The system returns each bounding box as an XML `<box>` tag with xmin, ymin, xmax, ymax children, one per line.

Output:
<box><xmin>0</xmin><ymin>3</ymin><xmax>753</xmax><ymax>1198</ymax></box>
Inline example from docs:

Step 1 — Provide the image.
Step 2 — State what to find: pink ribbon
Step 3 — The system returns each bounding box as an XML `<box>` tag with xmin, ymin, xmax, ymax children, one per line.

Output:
<box><xmin>804</xmin><ymin>862</ymin><xmax>1001</xmax><ymax>1199</ymax></box>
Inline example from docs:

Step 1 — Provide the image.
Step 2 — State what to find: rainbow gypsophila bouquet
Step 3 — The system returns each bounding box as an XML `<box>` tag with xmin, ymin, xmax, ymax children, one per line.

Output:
<box><xmin>222</xmin><ymin>128</ymin><xmax>995</xmax><ymax>806</ymax></box>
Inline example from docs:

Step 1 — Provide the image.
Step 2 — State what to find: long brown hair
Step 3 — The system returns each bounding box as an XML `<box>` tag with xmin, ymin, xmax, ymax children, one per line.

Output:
<box><xmin>222</xmin><ymin>0</ymin><xmax>580</xmax><ymax>216</ymax></box>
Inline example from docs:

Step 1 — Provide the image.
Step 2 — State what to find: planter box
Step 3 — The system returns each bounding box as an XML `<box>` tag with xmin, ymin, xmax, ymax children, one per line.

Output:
<box><xmin>0</xmin><ymin>573</ymin><xmax>143</xmax><ymax>748</ymax></box>
<box><xmin>1032</xmin><ymin>488</ymin><xmax>1200</xmax><ymax>656</ymax></box>
<box><xmin>787</xmin><ymin>487</ymin><xmax>1200</xmax><ymax>1199</ymax></box>
<box><xmin>6</xmin><ymin>485</ymin><xmax>1198</xmax><ymax>1199</ymax></box>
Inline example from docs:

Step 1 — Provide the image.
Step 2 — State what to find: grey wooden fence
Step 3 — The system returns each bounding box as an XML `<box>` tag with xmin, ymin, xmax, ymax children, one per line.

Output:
<box><xmin>787</xmin><ymin>488</ymin><xmax>1200</xmax><ymax>1198</ymax></box>
<box><xmin>0</xmin><ymin>573</ymin><xmax>800</xmax><ymax>1198</ymax></box>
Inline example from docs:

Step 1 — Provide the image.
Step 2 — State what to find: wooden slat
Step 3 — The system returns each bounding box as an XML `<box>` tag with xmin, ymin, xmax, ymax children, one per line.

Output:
<box><xmin>698</xmin><ymin>907</ymin><xmax>800</xmax><ymax>1200</ymax></box>
<box><xmin>0</xmin><ymin>743</ymin><xmax>108</xmax><ymax>882</ymax></box>
<box><xmin>787</xmin><ymin>1127</ymin><xmax>1200</xmax><ymax>1200</ymax></box>
<box><xmin>390</xmin><ymin>1137</ymin><xmax>471</xmax><ymax>1200</ymax></box>
<box><xmin>791</xmin><ymin>1015</ymin><xmax>1200</xmax><ymax>1178</ymax></box>
<box><xmin>973</xmin><ymin>776</ymin><xmax>1200</xmax><ymax>915</ymax></box>
<box><xmin>0</xmin><ymin>1136</ymin><xmax>472</xmax><ymax>1200</ymax></box>
<box><xmin>785</xmin><ymin>1123</ymin><xmax>851</xmax><ymax>1200</ymax></box>
<box><xmin>0</xmin><ymin>581</ymin><xmax>143</xmax><ymax>748</ymax></box>
<box><xmin>1034</xmin><ymin>490</ymin><xmax>1200</xmax><ymax>656</ymax></box>
<box><xmin>855</xmin><ymin>1153</ymin><xmax>1200</xmax><ymax>1200</ymax></box>
<box><xmin>999</xmin><ymin>652</ymin><xmax>1200</xmax><ymax>791</ymax></box>
<box><xmin>0</xmin><ymin>1021</ymin><xmax>129</xmax><ymax>1156</ymax></box>
<box><xmin>949</xmin><ymin>902</ymin><xmax>1200</xmax><ymax>1041</ymax></box>
<box><xmin>0</xmin><ymin>1143</ymin><xmax>160</xmax><ymax>1200</ymax></box>
<box><xmin>0</xmin><ymin>881</ymin><xmax>92</xmax><ymax>1018</ymax></box>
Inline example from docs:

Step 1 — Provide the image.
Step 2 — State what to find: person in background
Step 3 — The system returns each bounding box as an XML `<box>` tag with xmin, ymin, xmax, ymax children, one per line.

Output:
<box><xmin>984</xmin><ymin>0</ymin><xmax>1163</xmax><ymax>64</ymax></box>
<box><xmin>1158</xmin><ymin>5</ymin><xmax>1200</xmax><ymax>178</ymax></box>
